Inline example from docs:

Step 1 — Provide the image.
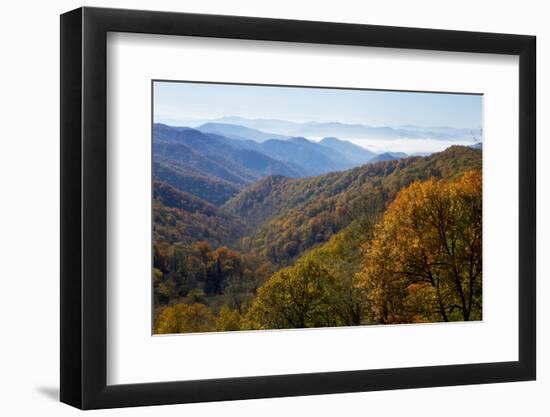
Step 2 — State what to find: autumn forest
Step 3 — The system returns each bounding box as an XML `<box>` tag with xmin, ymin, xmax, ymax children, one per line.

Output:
<box><xmin>153</xmin><ymin>83</ymin><xmax>483</xmax><ymax>334</ymax></box>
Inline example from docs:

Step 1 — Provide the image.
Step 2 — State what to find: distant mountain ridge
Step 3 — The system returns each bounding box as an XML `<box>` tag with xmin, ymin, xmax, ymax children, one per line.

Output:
<box><xmin>153</xmin><ymin>124</ymin><xmax>386</xmax><ymax>203</ymax></box>
<box><xmin>319</xmin><ymin>137</ymin><xmax>377</xmax><ymax>165</ymax></box>
<box><xmin>212</xmin><ymin>116</ymin><xmax>477</xmax><ymax>141</ymax></box>
<box><xmin>197</xmin><ymin>122</ymin><xmax>290</xmax><ymax>142</ymax></box>
<box><xmin>195</xmin><ymin>122</ymin><xmax>379</xmax><ymax>170</ymax></box>
<box><xmin>258</xmin><ymin>137</ymin><xmax>352</xmax><ymax>175</ymax></box>
<box><xmin>369</xmin><ymin>152</ymin><xmax>408</xmax><ymax>163</ymax></box>
<box><xmin>153</xmin><ymin>124</ymin><xmax>303</xmax><ymax>198</ymax></box>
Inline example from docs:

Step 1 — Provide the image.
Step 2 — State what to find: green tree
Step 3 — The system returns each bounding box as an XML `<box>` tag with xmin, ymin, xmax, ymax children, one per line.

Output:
<box><xmin>246</xmin><ymin>257</ymin><xmax>347</xmax><ymax>329</ymax></box>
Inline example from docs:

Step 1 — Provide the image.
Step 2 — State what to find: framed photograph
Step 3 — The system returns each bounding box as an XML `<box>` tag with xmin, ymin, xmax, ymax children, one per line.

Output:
<box><xmin>60</xmin><ymin>6</ymin><xmax>536</xmax><ymax>409</ymax></box>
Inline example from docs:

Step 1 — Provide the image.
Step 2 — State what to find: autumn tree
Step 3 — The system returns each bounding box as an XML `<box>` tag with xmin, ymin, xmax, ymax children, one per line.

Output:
<box><xmin>246</xmin><ymin>257</ymin><xmax>347</xmax><ymax>329</ymax></box>
<box><xmin>215</xmin><ymin>306</ymin><xmax>242</xmax><ymax>331</ymax></box>
<box><xmin>357</xmin><ymin>171</ymin><xmax>482</xmax><ymax>323</ymax></box>
<box><xmin>155</xmin><ymin>303</ymin><xmax>215</xmax><ymax>334</ymax></box>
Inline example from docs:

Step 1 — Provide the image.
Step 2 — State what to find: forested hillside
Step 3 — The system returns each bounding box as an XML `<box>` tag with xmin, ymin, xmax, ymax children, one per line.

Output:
<box><xmin>224</xmin><ymin>146</ymin><xmax>481</xmax><ymax>265</ymax></box>
<box><xmin>153</xmin><ymin>182</ymin><xmax>246</xmax><ymax>247</ymax></box>
<box><xmin>153</xmin><ymin>161</ymin><xmax>240</xmax><ymax>206</ymax></box>
<box><xmin>152</xmin><ymin>135</ymin><xmax>482</xmax><ymax>333</ymax></box>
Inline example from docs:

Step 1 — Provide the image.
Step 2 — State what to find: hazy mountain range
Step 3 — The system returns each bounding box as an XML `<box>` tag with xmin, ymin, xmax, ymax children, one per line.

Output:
<box><xmin>153</xmin><ymin>120</ymin><xmax>482</xmax><ymax>206</ymax></box>
<box><xmin>197</xmin><ymin>122</ymin><xmax>291</xmax><ymax>142</ymax></box>
<box><xmin>189</xmin><ymin>116</ymin><xmax>480</xmax><ymax>142</ymax></box>
<box><xmin>153</xmin><ymin>123</ymin><xmax>405</xmax><ymax>203</ymax></box>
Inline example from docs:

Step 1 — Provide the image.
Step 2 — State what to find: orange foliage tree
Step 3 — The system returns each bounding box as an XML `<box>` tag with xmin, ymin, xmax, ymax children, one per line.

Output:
<box><xmin>357</xmin><ymin>171</ymin><xmax>482</xmax><ymax>323</ymax></box>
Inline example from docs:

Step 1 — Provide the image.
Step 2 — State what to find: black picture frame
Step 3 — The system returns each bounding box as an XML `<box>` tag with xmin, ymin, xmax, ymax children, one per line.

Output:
<box><xmin>60</xmin><ymin>6</ymin><xmax>536</xmax><ymax>410</ymax></box>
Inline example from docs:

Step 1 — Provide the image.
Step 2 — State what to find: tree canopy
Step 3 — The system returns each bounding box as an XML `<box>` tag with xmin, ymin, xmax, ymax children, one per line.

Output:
<box><xmin>245</xmin><ymin>257</ymin><xmax>348</xmax><ymax>329</ymax></box>
<box><xmin>357</xmin><ymin>171</ymin><xmax>482</xmax><ymax>323</ymax></box>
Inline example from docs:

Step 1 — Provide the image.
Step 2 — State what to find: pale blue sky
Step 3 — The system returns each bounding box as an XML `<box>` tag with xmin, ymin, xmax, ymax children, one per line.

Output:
<box><xmin>154</xmin><ymin>81</ymin><xmax>482</xmax><ymax>129</ymax></box>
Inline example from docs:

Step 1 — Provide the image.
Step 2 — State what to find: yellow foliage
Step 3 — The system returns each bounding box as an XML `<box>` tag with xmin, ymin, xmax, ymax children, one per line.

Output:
<box><xmin>245</xmin><ymin>257</ymin><xmax>347</xmax><ymax>329</ymax></box>
<box><xmin>357</xmin><ymin>170</ymin><xmax>482</xmax><ymax>323</ymax></box>
<box><xmin>155</xmin><ymin>303</ymin><xmax>215</xmax><ymax>334</ymax></box>
<box><xmin>215</xmin><ymin>306</ymin><xmax>242</xmax><ymax>331</ymax></box>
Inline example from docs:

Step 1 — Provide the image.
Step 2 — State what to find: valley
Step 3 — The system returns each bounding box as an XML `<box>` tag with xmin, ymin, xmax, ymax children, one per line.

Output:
<box><xmin>152</xmin><ymin>122</ymin><xmax>483</xmax><ymax>332</ymax></box>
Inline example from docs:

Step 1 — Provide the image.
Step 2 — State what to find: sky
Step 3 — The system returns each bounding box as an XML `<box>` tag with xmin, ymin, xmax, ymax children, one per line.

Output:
<box><xmin>153</xmin><ymin>80</ymin><xmax>482</xmax><ymax>129</ymax></box>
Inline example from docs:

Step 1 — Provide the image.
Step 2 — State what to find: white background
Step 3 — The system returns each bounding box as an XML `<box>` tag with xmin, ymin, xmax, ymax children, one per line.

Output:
<box><xmin>108</xmin><ymin>33</ymin><xmax>518</xmax><ymax>384</ymax></box>
<box><xmin>0</xmin><ymin>0</ymin><xmax>547</xmax><ymax>416</ymax></box>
